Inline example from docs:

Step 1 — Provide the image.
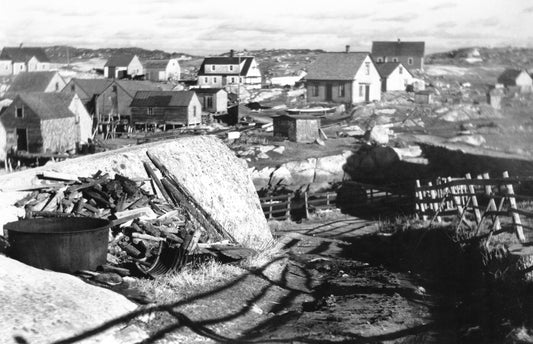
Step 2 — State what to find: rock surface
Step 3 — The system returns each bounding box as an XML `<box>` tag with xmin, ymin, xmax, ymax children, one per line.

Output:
<box><xmin>0</xmin><ymin>255</ymin><xmax>147</xmax><ymax>344</ymax></box>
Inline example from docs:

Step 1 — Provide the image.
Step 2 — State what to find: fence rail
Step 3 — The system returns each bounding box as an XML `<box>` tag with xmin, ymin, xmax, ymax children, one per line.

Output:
<box><xmin>415</xmin><ymin>171</ymin><xmax>533</xmax><ymax>246</ymax></box>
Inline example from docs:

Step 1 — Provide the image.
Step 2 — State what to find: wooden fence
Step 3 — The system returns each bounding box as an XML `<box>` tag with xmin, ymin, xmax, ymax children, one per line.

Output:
<box><xmin>415</xmin><ymin>171</ymin><xmax>533</xmax><ymax>245</ymax></box>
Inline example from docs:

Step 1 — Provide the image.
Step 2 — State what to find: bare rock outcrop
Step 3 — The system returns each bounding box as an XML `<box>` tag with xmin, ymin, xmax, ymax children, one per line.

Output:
<box><xmin>0</xmin><ymin>255</ymin><xmax>147</xmax><ymax>344</ymax></box>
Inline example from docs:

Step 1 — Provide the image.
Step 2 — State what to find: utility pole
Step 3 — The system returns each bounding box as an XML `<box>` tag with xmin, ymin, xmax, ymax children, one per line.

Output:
<box><xmin>66</xmin><ymin>46</ymin><xmax>70</xmax><ymax>67</ymax></box>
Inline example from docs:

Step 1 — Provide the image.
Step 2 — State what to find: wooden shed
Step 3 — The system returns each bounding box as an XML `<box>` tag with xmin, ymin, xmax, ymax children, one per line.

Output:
<box><xmin>414</xmin><ymin>90</ymin><xmax>433</xmax><ymax>104</ymax></box>
<box><xmin>194</xmin><ymin>88</ymin><xmax>228</xmax><ymax>114</ymax></box>
<box><xmin>273</xmin><ymin>114</ymin><xmax>321</xmax><ymax>143</ymax></box>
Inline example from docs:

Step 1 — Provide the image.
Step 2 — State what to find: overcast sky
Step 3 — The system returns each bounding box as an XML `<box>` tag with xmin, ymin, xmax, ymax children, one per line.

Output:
<box><xmin>1</xmin><ymin>0</ymin><xmax>532</xmax><ymax>55</ymax></box>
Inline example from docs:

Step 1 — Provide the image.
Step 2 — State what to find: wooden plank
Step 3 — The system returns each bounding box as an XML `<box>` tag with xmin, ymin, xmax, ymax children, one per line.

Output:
<box><xmin>261</xmin><ymin>200</ymin><xmax>291</xmax><ymax>208</ymax></box>
<box><xmin>503</xmin><ymin>171</ymin><xmax>525</xmax><ymax>242</ymax></box>
<box><xmin>259</xmin><ymin>194</ymin><xmax>292</xmax><ymax>202</ymax></box>
<box><xmin>466</xmin><ymin>173</ymin><xmax>481</xmax><ymax>225</ymax></box>
<box><xmin>143</xmin><ymin>161</ymin><xmax>172</xmax><ymax>203</ymax></box>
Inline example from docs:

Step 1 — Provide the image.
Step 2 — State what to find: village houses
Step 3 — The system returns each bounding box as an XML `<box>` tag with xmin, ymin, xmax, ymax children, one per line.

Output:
<box><xmin>372</xmin><ymin>39</ymin><xmax>425</xmax><ymax>71</ymax></box>
<box><xmin>0</xmin><ymin>47</ymin><xmax>51</xmax><ymax>76</ymax></box>
<box><xmin>104</xmin><ymin>54</ymin><xmax>143</xmax><ymax>79</ymax></box>
<box><xmin>4</xmin><ymin>71</ymin><xmax>66</xmax><ymax>99</ymax></box>
<box><xmin>197</xmin><ymin>51</ymin><xmax>262</xmax><ymax>91</ymax></box>
<box><xmin>305</xmin><ymin>47</ymin><xmax>381</xmax><ymax>104</ymax></box>
<box><xmin>129</xmin><ymin>91</ymin><xmax>202</xmax><ymax>129</ymax></box>
<box><xmin>143</xmin><ymin>59</ymin><xmax>181</xmax><ymax>82</ymax></box>
<box><xmin>375</xmin><ymin>62</ymin><xmax>414</xmax><ymax>92</ymax></box>
<box><xmin>0</xmin><ymin>93</ymin><xmax>92</xmax><ymax>155</ymax></box>
<box><xmin>497</xmin><ymin>69</ymin><xmax>533</xmax><ymax>93</ymax></box>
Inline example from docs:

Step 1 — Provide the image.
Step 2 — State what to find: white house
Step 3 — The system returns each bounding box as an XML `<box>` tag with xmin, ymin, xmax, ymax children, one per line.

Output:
<box><xmin>0</xmin><ymin>47</ymin><xmax>51</xmax><ymax>75</ymax></box>
<box><xmin>104</xmin><ymin>54</ymin><xmax>143</xmax><ymax>79</ymax></box>
<box><xmin>197</xmin><ymin>51</ymin><xmax>262</xmax><ymax>91</ymax></box>
<box><xmin>143</xmin><ymin>59</ymin><xmax>181</xmax><ymax>81</ymax></box>
<box><xmin>4</xmin><ymin>71</ymin><xmax>66</xmax><ymax>99</ymax></box>
<box><xmin>497</xmin><ymin>69</ymin><xmax>533</xmax><ymax>93</ymax></box>
<box><xmin>376</xmin><ymin>62</ymin><xmax>413</xmax><ymax>92</ymax></box>
<box><xmin>305</xmin><ymin>48</ymin><xmax>381</xmax><ymax>104</ymax></box>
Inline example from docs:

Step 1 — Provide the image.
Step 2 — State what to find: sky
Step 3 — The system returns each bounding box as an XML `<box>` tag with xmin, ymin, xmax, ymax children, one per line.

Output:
<box><xmin>1</xmin><ymin>0</ymin><xmax>533</xmax><ymax>55</ymax></box>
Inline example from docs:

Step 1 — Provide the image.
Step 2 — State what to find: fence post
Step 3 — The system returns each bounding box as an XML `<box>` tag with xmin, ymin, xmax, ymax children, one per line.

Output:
<box><xmin>465</xmin><ymin>173</ymin><xmax>481</xmax><ymax>225</ymax></box>
<box><xmin>268</xmin><ymin>195</ymin><xmax>273</xmax><ymax>220</ymax></box>
<box><xmin>483</xmin><ymin>172</ymin><xmax>501</xmax><ymax>232</ymax></box>
<box><xmin>503</xmin><ymin>171</ymin><xmax>525</xmax><ymax>242</ymax></box>
<box><xmin>304</xmin><ymin>192</ymin><xmax>309</xmax><ymax>219</ymax></box>
<box><xmin>415</xmin><ymin>180</ymin><xmax>427</xmax><ymax>220</ymax></box>
<box><xmin>286</xmin><ymin>194</ymin><xmax>292</xmax><ymax>220</ymax></box>
<box><xmin>326</xmin><ymin>193</ymin><xmax>330</xmax><ymax>207</ymax></box>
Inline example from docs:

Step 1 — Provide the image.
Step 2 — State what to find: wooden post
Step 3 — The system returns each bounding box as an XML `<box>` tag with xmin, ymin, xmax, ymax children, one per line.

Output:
<box><xmin>286</xmin><ymin>194</ymin><xmax>292</xmax><ymax>220</ymax></box>
<box><xmin>503</xmin><ymin>171</ymin><xmax>525</xmax><ymax>242</ymax></box>
<box><xmin>326</xmin><ymin>193</ymin><xmax>330</xmax><ymax>207</ymax></box>
<box><xmin>415</xmin><ymin>180</ymin><xmax>427</xmax><ymax>220</ymax></box>
<box><xmin>428</xmin><ymin>181</ymin><xmax>441</xmax><ymax>223</ymax></box>
<box><xmin>269</xmin><ymin>195</ymin><xmax>273</xmax><ymax>220</ymax></box>
<box><xmin>304</xmin><ymin>191</ymin><xmax>309</xmax><ymax>219</ymax></box>
<box><xmin>448</xmin><ymin>176</ymin><xmax>464</xmax><ymax>217</ymax></box>
<box><xmin>465</xmin><ymin>173</ymin><xmax>481</xmax><ymax>225</ymax></box>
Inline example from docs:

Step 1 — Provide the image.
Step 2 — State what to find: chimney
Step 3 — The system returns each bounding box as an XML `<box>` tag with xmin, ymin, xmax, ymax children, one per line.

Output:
<box><xmin>230</xmin><ymin>49</ymin><xmax>234</xmax><ymax>58</ymax></box>
<box><xmin>397</xmin><ymin>38</ymin><xmax>401</xmax><ymax>43</ymax></box>
<box><xmin>345</xmin><ymin>45</ymin><xmax>350</xmax><ymax>53</ymax></box>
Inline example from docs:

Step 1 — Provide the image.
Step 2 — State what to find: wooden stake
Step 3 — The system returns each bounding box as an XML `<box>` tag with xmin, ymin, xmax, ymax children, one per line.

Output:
<box><xmin>503</xmin><ymin>171</ymin><xmax>525</xmax><ymax>242</ymax></box>
<box><xmin>466</xmin><ymin>173</ymin><xmax>481</xmax><ymax>225</ymax></box>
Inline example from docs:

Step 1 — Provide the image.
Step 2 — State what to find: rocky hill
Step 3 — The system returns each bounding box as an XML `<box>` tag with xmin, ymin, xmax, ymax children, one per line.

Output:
<box><xmin>44</xmin><ymin>46</ymin><xmax>197</xmax><ymax>63</ymax></box>
<box><xmin>426</xmin><ymin>47</ymin><xmax>533</xmax><ymax>67</ymax></box>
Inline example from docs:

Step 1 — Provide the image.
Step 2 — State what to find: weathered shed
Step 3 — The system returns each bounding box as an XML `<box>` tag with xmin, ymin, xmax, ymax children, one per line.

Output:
<box><xmin>193</xmin><ymin>88</ymin><xmax>228</xmax><ymax>113</ymax></box>
<box><xmin>143</xmin><ymin>59</ymin><xmax>180</xmax><ymax>81</ymax></box>
<box><xmin>130</xmin><ymin>91</ymin><xmax>202</xmax><ymax>127</ymax></box>
<box><xmin>414</xmin><ymin>90</ymin><xmax>433</xmax><ymax>104</ymax></box>
<box><xmin>487</xmin><ymin>86</ymin><xmax>504</xmax><ymax>109</ymax></box>
<box><xmin>273</xmin><ymin>114</ymin><xmax>321</xmax><ymax>143</ymax></box>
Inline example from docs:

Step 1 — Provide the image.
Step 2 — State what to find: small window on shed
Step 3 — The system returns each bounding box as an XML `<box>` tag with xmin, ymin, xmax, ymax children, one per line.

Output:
<box><xmin>229</xmin><ymin>65</ymin><xmax>234</xmax><ymax>71</ymax></box>
<box><xmin>55</xmin><ymin>82</ymin><xmax>59</xmax><ymax>91</ymax></box>
<box><xmin>338</xmin><ymin>84</ymin><xmax>345</xmax><ymax>97</ymax></box>
<box><xmin>147</xmin><ymin>108</ymin><xmax>153</xmax><ymax>115</ymax></box>
<box><xmin>359</xmin><ymin>85</ymin><xmax>364</xmax><ymax>97</ymax></box>
<box><xmin>312</xmin><ymin>85</ymin><xmax>319</xmax><ymax>97</ymax></box>
<box><xmin>16</xmin><ymin>106</ymin><xmax>23</xmax><ymax>118</ymax></box>
<box><xmin>392</xmin><ymin>57</ymin><xmax>399</xmax><ymax>63</ymax></box>
<box><xmin>377</xmin><ymin>57</ymin><xmax>383</xmax><ymax>63</ymax></box>
<box><xmin>213</xmin><ymin>77</ymin><xmax>217</xmax><ymax>83</ymax></box>
<box><xmin>408</xmin><ymin>57</ymin><xmax>414</xmax><ymax>65</ymax></box>
<box><xmin>204</xmin><ymin>77</ymin><xmax>208</xmax><ymax>83</ymax></box>
<box><xmin>211</xmin><ymin>65</ymin><xmax>215</xmax><ymax>71</ymax></box>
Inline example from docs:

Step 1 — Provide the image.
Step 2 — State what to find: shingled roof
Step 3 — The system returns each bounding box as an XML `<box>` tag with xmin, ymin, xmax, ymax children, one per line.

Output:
<box><xmin>113</xmin><ymin>80</ymin><xmax>166</xmax><ymax>97</ymax></box>
<box><xmin>7</xmin><ymin>71</ymin><xmax>63</xmax><ymax>94</ymax></box>
<box><xmin>305</xmin><ymin>52</ymin><xmax>369</xmax><ymax>80</ymax></box>
<box><xmin>197</xmin><ymin>56</ymin><xmax>255</xmax><ymax>76</ymax></box>
<box><xmin>193</xmin><ymin>88</ymin><xmax>226</xmax><ymax>95</ymax></box>
<box><xmin>143</xmin><ymin>59</ymin><xmax>171</xmax><ymax>69</ymax></box>
<box><xmin>17</xmin><ymin>93</ymin><xmax>75</xmax><ymax>119</ymax></box>
<box><xmin>375</xmin><ymin>62</ymin><xmax>412</xmax><ymax>78</ymax></box>
<box><xmin>0</xmin><ymin>47</ymin><xmax>50</xmax><ymax>63</ymax></box>
<box><xmin>104</xmin><ymin>54</ymin><xmax>136</xmax><ymax>67</ymax></box>
<box><xmin>372</xmin><ymin>41</ymin><xmax>425</xmax><ymax>57</ymax></box>
<box><xmin>70</xmin><ymin>78</ymin><xmax>113</xmax><ymax>99</ymax></box>
<box><xmin>497</xmin><ymin>69</ymin><xmax>531</xmax><ymax>86</ymax></box>
<box><xmin>130</xmin><ymin>91</ymin><xmax>196</xmax><ymax>107</ymax></box>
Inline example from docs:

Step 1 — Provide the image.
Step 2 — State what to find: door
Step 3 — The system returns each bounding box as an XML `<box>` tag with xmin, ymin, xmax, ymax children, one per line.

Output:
<box><xmin>365</xmin><ymin>85</ymin><xmax>370</xmax><ymax>102</ymax></box>
<box><xmin>325</xmin><ymin>84</ymin><xmax>333</xmax><ymax>101</ymax></box>
<box><xmin>16</xmin><ymin>128</ymin><xmax>28</xmax><ymax>151</ymax></box>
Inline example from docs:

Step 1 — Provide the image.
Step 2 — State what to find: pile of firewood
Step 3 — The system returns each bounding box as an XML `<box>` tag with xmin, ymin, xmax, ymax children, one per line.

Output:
<box><xmin>9</xmin><ymin>152</ymin><xmax>255</xmax><ymax>279</ymax></box>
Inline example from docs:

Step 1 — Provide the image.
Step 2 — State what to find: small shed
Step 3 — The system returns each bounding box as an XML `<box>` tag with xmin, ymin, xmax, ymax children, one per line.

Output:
<box><xmin>194</xmin><ymin>88</ymin><xmax>228</xmax><ymax>113</ymax></box>
<box><xmin>487</xmin><ymin>86</ymin><xmax>504</xmax><ymax>109</ymax></box>
<box><xmin>273</xmin><ymin>114</ymin><xmax>321</xmax><ymax>143</ymax></box>
<box><xmin>414</xmin><ymin>90</ymin><xmax>432</xmax><ymax>104</ymax></box>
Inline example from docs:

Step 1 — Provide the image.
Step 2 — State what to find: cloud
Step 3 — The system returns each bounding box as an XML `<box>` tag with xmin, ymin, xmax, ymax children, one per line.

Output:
<box><xmin>523</xmin><ymin>6</ymin><xmax>533</xmax><ymax>13</ymax></box>
<box><xmin>430</xmin><ymin>2</ymin><xmax>457</xmax><ymax>10</ymax></box>
<box><xmin>374</xmin><ymin>13</ymin><xmax>418</xmax><ymax>22</ymax></box>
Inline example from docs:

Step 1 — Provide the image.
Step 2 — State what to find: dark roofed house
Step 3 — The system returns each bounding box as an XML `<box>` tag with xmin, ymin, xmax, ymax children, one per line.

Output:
<box><xmin>197</xmin><ymin>51</ymin><xmax>262</xmax><ymax>91</ymax></box>
<box><xmin>5</xmin><ymin>71</ymin><xmax>66</xmax><ymax>98</ymax></box>
<box><xmin>0</xmin><ymin>47</ymin><xmax>51</xmax><ymax>75</ymax></box>
<box><xmin>61</xmin><ymin>78</ymin><xmax>113</xmax><ymax>114</ymax></box>
<box><xmin>104</xmin><ymin>54</ymin><xmax>143</xmax><ymax>79</ymax></box>
<box><xmin>372</xmin><ymin>39</ymin><xmax>425</xmax><ymax>70</ymax></box>
<box><xmin>143</xmin><ymin>59</ymin><xmax>181</xmax><ymax>81</ymax></box>
<box><xmin>497</xmin><ymin>69</ymin><xmax>532</xmax><ymax>93</ymax></box>
<box><xmin>130</xmin><ymin>91</ymin><xmax>202</xmax><ymax>128</ymax></box>
<box><xmin>375</xmin><ymin>62</ymin><xmax>413</xmax><ymax>92</ymax></box>
<box><xmin>305</xmin><ymin>48</ymin><xmax>381</xmax><ymax>104</ymax></box>
<box><xmin>0</xmin><ymin>93</ymin><xmax>93</xmax><ymax>154</ymax></box>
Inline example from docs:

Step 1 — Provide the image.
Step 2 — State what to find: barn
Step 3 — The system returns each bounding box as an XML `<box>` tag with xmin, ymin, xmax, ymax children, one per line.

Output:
<box><xmin>273</xmin><ymin>114</ymin><xmax>321</xmax><ymax>143</ymax></box>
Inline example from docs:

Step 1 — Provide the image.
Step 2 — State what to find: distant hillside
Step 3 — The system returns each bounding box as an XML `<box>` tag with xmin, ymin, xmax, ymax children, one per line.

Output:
<box><xmin>44</xmin><ymin>46</ymin><xmax>197</xmax><ymax>63</ymax></box>
<box><xmin>426</xmin><ymin>47</ymin><xmax>533</xmax><ymax>67</ymax></box>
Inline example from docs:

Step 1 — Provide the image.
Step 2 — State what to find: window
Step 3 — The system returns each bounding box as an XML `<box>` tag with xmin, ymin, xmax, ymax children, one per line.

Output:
<box><xmin>312</xmin><ymin>85</ymin><xmax>319</xmax><ymax>97</ymax></box>
<box><xmin>359</xmin><ymin>85</ymin><xmax>364</xmax><ymax>97</ymax></box>
<box><xmin>392</xmin><ymin>57</ymin><xmax>399</xmax><ymax>62</ymax></box>
<box><xmin>230</xmin><ymin>77</ymin><xmax>235</xmax><ymax>83</ymax></box>
<box><xmin>408</xmin><ymin>57</ymin><xmax>413</xmax><ymax>65</ymax></box>
<box><xmin>211</xmin><ymin>65</ymin><xmax>215</xmax><ymax>71</ymax></box>
<box><xmin>399</xmin><ymin>66</ymin><xmax>403</xmax><ymax>74</ymax></box>
<box><xmin>338</xmin><ymin>84</ymin><xmax>345</xmax><ymax>97</ymax></box>
<box><xmin>16</xmin><ymin>106</ymin><xmax>23</xmax><ymax>118</ymax></box>
<box><xmin>229</xmin><ymin>65</ymin><xmax>234</xmax><ymax>71</ymax></box>
<box><xmin>365</xmin><ymin>62</ymin><xmax>370</xmax><ymax>75</ymax></box>
<box><xmin>239</xmin><ymin>77</ymin><xmax>243</xmax><ymax>83</ymax></box>
<box><xmin>204</xmin><ymin>77</ymin><xmax>208</xmax><ymax>83</ymax></box>
<box><xmin>205</xmin><ymin>96</ymin><xmax>213</xmax><ymax>109</ymax></box>
<box><xmin>147</xmin><ymin>108</ymin><xmax>153</xmax><ymax>115</ymax></box>
<box><xmin>193</xmin><ymin>106</ymin><xmax>197</xmax><ymax>117</ymax></box>
<box><xmin>75</xmin><ymin>113</ymin><xmax>79</xmax><ymax>124</ymax></box>
<box><xmin>377</xmin><ymin>57</ymin><xmax>383</xmax><ymax>63</ymax></box>
<box><xmin>112</xmin><ymin>85</ymin><xmax>118</xmax><ymax>92</ymax></box>
<box><xmin>213</xmin><ymin>77</ymin><xmax>217</xmax><ymax>83</ymax></box>
<box><xmin>55</xmin><ymin>82</ymin><xmax>59</xmax><ymax>91</ymax></box>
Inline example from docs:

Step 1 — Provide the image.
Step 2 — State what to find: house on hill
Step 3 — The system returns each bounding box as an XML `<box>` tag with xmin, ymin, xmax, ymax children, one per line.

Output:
<box><xmin>305</xmin><ymin>49</ymin><xmax>381</xmax><ymax>104</ymax></box>
<box><xmin>4</xmin><ymin>71</ymin><xmax>66</xmax><ymax>99</ymax></box>
<box><xmin>61</xmin><ymin>78</ymin><xmax>113</xmax><ymax>115</ymax></box>
<box><xmin>372</xmin><ymin>40</ymin><xmax>425</xmax><ymax>71</ymax></box>
<box><xmin>0</xmin><ymin>47</ymin><xmax>51</xmax><ymax>75</ymax></box>
<box><xmin>193</xmin><ymin>88</ymin><xmax>228</xmax><ymax>114</ymax></box>
<box><xmin>95</xmin><ymin>80</ymin><xmax>166</xmax><ymax>123</ymax></box>
<box><xmin>129</xmin><ymin>91</ymin><xmax>202</xmax><ymax>128</ymax></box>
<box><xmin>143</xmin><ymin>59</ymin><xmax>181</xmax><ymax>81</ymax></box>
<box><xmin>104</xmin><ymin>54</ymin><xmax>143</xmax><ymax>79</ymax></box>
<box><xmin>197</xmin><ymin>51</ymin><xmax>262</xmax><ymax>91</ymax></box>
<box><xmin>375</xmin><ymin>62</ymin><xmax>413</xmax><ymax>92</ymax></box>
<box><xmin>497</xmin><ymin>69</ymin><xmax>532</xmax><ymax>93</ymax></box>
<box><xmin>0</xmin><ymin>93</ymin><xmax>92</xmax><ymax>154</ymax></box>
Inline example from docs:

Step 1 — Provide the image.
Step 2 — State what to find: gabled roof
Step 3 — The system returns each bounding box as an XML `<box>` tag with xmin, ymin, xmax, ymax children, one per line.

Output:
<box><xmin>0</xmin><ymin>47</ymin><xmax>50</xmax><ymax>63</ymax></box>
<box><xmin>197</xmin><ymin>56</ymin><xmax>255</xmax><ymax>76</ymax></box>
<box><xmin>193</xmin><ymin>88</ymin><xmax>226</xmax><ymax>95</ymax></box>
<box><xmin>113</xmin><ymin>80</ymin><xmax>165</xmax><ymax>97</ymax></box>
<box><xmin>16</xmin><ymin>93</ymin><xmax>75</xmax><ymax>120</ymax></box>
<box><xmin>130</xmin><ymin>91</ymin><xmax>195</xmax><ymax>107</ymax></box>
<box><xmin>497</xmin><ymin>69</ymin><xmax>530</xmax><ymax>85</ymax></box>
<box><xmin>372</xmin><ymin>41</ymin><xmax>425</xmax><ymax>57</ymax></box>
<box><xmin>143</xmin><ymin>59</ymin><xmax>171</xmax><ymax>69</ymax></box>
<box><xmin>104</xmin><ymin>54</ymin><xmax>136</xmax><ymax>67</ymax></box>
<box><xmin>70</xmin><ymin>78</ymin><xmax>113</xmax><ymax>99</ymax></box>
<box><xmin>305</xmin><ymin>52</ymin><xmax>369</xmax><ymax>80</ymax></box>
<box><xmin>375</xmin><ymin>62</ymin><xmax>412</xmax><ymax>78</ymax></box>
<box><xmin>7</xmin><ymin>71</ymin><xmax>63</xmax><ymax>94</ymax></box>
